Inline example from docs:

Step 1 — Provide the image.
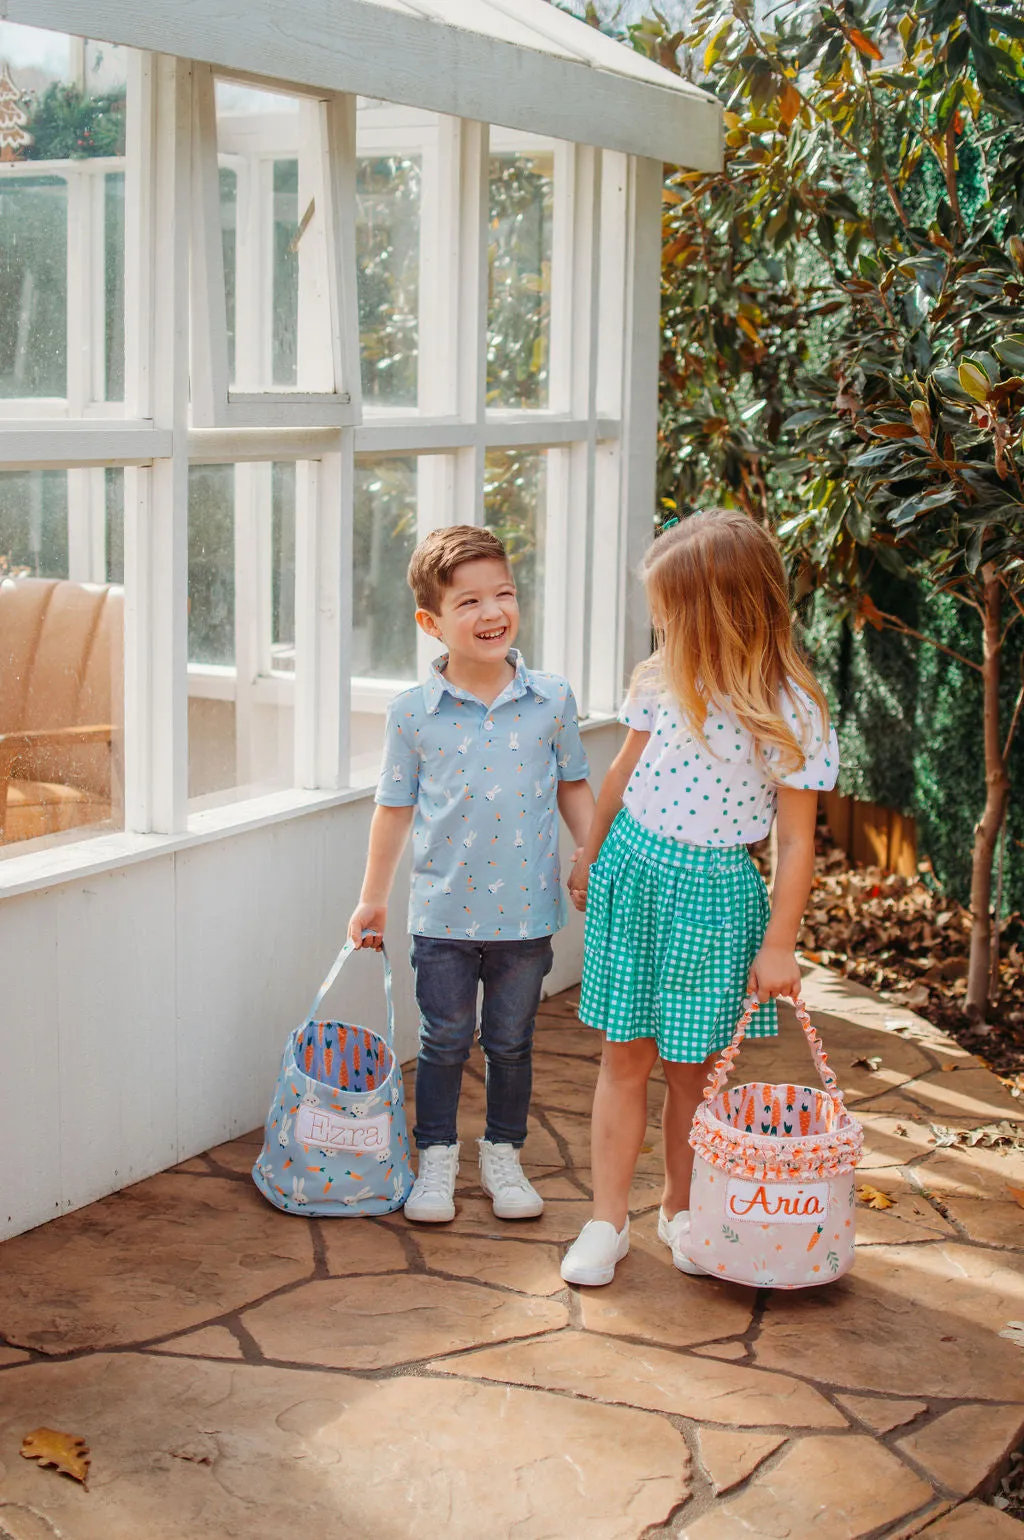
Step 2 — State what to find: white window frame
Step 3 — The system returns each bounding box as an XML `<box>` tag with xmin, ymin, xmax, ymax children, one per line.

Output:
<box><xmin>0</xmin><ymin>34</ymin><xmax>661</xmax><ymax>889</ymax></box>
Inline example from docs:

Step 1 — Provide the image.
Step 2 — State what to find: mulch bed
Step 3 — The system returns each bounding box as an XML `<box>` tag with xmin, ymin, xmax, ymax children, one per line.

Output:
<box><xmin>796</xmin><ymin>825</ymin><xmax>1024</xmax><ymax>1096</ymax></box>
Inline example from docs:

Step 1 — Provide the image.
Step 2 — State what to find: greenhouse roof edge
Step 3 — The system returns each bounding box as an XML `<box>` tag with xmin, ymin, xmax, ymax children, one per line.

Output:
<box><xmin>8</xmin><ymin>0</ymin><xmax>723</xmax><ymax>169</ymax></box>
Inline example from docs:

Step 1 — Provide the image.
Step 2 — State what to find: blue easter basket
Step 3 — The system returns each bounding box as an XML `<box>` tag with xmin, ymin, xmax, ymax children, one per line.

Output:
<box><xmin>252</xmin><ymin>940</ymin><xmax>415</xmax><ymax>1216</ymax></box>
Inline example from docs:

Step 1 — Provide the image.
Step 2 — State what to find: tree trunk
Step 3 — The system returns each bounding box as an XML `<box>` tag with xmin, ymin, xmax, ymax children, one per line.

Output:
<box><xmin>965</xmin><ymin>565</ymin><xmax>1011</xmax><ymax>1020</ymax></box>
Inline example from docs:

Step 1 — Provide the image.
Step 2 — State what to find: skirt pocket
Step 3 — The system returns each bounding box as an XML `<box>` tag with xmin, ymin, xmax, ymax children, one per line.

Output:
<box><xmin>660</xmin><ymin>919</ymin><xmax>723</xmax><ymax>989</ymax></box>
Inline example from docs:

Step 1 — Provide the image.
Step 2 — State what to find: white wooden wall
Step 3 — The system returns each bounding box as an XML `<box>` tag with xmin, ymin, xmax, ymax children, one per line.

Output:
<box><xmin>0</xmin><ymin>723</ymin><xmax>621</xmax><ymax>1241</ymax></box>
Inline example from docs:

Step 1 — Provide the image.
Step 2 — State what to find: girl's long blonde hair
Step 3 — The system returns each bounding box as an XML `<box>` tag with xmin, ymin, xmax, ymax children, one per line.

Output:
<box><xmin>633</xmin><ymin>510</ymin><xmax>829</xmax><ymax>778</ymax></box>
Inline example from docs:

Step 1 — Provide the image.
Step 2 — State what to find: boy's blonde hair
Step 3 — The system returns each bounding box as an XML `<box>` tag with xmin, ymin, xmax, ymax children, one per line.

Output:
<box><xmin>633</xmin><ymin>509</ymin><xmax>830</xmax><ymax>778</ymax></box>
<box><xmin>407</xmin><ymin>525</ymin><xmax>511</xmax><ymax>613</ymax></box>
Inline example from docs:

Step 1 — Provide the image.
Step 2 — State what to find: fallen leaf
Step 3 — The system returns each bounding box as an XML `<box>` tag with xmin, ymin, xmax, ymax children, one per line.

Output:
<box><xmin>930</xmin><ymin>1120</ymin><xmax>1024</xmax><ymax>1152</ymax></box>
<box><xmin>856</xmin><ymin>1184</ymin><xmax>896</xmax><ymax>1210</ymax></box>
<box><xmin>20</xmin><ymin>1428</ymin><xmax>90</xmax><ymax>1488</ymax></box>
<box><xmin>1000</xmin><ymin>1322</ymin><xmax>1024</xmax><ymax>1348</ymax></box>
<box><xmin>894</xmin><ymin>1124</ymin><xmax>909</xmax><ymax>1137</ymax></box>
<box><xmin>1009</xmin><ymin>1187</ymin><xmax>1024</xmax><ymax>1210</ymax></box>
<box><xmin>851</xmin><ymin>1055</ymin><xmax>883</xmax><ymax>1071</ymax></box>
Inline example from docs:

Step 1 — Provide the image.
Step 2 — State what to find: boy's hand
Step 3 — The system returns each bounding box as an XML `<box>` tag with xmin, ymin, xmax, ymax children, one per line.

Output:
<box><xmin>568</xmin><ymin>851</ymin><xmax>590</xmax><ymax>912</ymax></box>
<box><xmin>747</xmin><ymin>944</ymin><xmax>801</xmax><ymax>1003</ymax></box>
<box><xmin>347</xmin><ymin>903</ymin><xmax>387</xmax><ymax>949</ymax></box>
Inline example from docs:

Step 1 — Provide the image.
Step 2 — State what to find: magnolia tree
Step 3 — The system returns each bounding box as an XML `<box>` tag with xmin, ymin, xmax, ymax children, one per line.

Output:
<box><xmin>617</xmin><ymin>0</ymin><xmax>1024</xmax><ymax>1018</ymax></box>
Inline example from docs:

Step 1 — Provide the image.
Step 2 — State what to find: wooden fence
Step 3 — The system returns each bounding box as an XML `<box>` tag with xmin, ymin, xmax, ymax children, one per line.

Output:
<box><xmin>821</xmin><ymin>791</ymin><xmax>918</xmax><ymax>878</ymax></box>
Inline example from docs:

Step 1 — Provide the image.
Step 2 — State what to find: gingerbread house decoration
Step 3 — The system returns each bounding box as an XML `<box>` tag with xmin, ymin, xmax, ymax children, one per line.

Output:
<box><xmin>0</xmin><ymin>60</ymin><xmax>30</xmax><ymax>161</ymax></box>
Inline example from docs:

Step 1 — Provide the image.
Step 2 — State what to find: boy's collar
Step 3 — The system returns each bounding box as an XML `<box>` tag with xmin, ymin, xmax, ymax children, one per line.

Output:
<box><xmin>422</xmin><ymin>649</ymin><xmax>553</xmax><ymax>713</ymax></box>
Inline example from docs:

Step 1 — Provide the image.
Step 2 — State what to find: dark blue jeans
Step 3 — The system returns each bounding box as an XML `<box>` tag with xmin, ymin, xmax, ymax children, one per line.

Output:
<box><xmin>410</xmin><ymin>934</ymin><xmax>555</xmax><ymax>1149</ymax></box>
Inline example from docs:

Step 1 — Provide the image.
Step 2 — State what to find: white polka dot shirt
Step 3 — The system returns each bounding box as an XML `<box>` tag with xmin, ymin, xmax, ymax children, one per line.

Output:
<box><xmin>620</xmin><ymin>684</ymin><xmax>839</xmax><ymax>846</ymax></box>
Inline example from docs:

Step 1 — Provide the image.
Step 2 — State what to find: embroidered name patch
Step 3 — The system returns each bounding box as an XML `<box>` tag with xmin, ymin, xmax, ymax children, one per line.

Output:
<box><xmin>725</xmin><ymin>1178</ymin><xmax>830</xmax><ymax>1223</ymax></box>
<box><xmin>296</xmin><ymin>1106</ymin><xmax>391</xmax><ymax>1155</ymax></box>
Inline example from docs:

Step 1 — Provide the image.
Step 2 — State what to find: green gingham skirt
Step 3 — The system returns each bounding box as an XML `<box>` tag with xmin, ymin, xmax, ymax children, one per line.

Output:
<box><xmin>578</xmin><ymin>809</ymin><xmax>776</xmax><ymax>1062</ymax></box>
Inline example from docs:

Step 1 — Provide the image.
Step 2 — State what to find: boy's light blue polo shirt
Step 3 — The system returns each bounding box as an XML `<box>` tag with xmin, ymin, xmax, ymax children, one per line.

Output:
<box><xmin>376</xmin><ymin>650</ymin><xmax>589</xmax><ymax>941</ymax></box>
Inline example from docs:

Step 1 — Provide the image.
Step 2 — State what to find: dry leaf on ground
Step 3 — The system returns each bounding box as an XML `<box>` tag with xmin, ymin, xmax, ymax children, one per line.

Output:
<box><xmin>851</xmin><ymin>1055</ymin><xmax>883</xmax><ymax>1071</ymax></box>
<box><xmin>1008</xmin><ymin>1187</ymin><xmax>1024</xmax><ymax>1210</ymax></box>
<box><xmin>856</xmin><ymin>1184</ymin><xmax>896</xmax><ymax>1210</ymax></box>
<box><xmin>929</xmin><ymin>1120</ymin><xmax>1024</xmax><ymax>1152</ymax></box>
<box><xmin>20</xmin><ymin>1427</ymin><xmax>90</xmax><ymax>1487</ymax></box>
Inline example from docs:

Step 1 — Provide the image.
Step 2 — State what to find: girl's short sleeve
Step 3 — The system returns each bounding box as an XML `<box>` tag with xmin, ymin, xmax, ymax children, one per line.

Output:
<box><xmin>777</xmin><ymin>693</ymin><xmax>839</xmax><ymax>791</ymax></box>
<box><xmin>618</xmin><ymin>692</ymin><xmax>657</xmax><ymax>733</ymax></box>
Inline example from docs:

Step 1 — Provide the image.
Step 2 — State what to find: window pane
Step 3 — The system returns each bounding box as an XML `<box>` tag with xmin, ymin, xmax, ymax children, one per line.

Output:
<box><xmin>219</xmin><ymin>167</ymin><xmax>237</xmax><ymax>383</ymax></box>
<box><xmin>0</xmin><ymin>178</ymin><xmax>67</xmax><ymax>399</ymax></box>
<box><xmin>484</xmin><ymin>450</ymin><xmax>545</xmax><ymax>665</ymax></box>
<box><xmin>487</xmin><ymin>151</ymin><xmax>553</xmax><ymax>409</ymax></box>
<box><xmin>356</xmin><ymin>154</ymin><xmax>420</xmax><ymax>406</ymax></box>
<box><xmin>0</xmin><ymin>466</ymin><xmax>125</xmax><ymax>854</ymax></box>
<box><xmin>188</xmin><ymin>461</ymin><xmax>300</xmax><ymax>809</ymax></box>
<box><xmin>215</xmin><ymin>82</ymin><xmax>334</xmax><ymax>395</ymax></box>
<box><xmin>188</xmin><ymin>464</ymin><xmax>235</xmax><ymax>668</ymax></box>
<box><xmin>104</xmin><ymin>172</ymin><xmax>125</xmax><ymax>401</ymax></box>
<box><xmin>0</xmin><ymin>23</ymin><xmax>127</xmax><ymax>406</ymax></box>
<box><xmin>353</xmin><ymin>459</ymin><xmax>417</xmax><ymax>679</ymax></box>
<box><xmin>272</xmin><ymin>159</ymin><xmax>299</xmax><ymax>387</ymax></box>
<box><xmin>105</xmin><ymin>467</ymin><xmax>123</xmax><ymax>584</ymax></box>
<box><xmin>271</xmin><ymin>461</ymin><xmax>295</xmax><ymax>673</ymax></box>
<box><xmin>0</xmin><ymin>469</ymin><xmax>68</xmax><ymax>577</ymax></box>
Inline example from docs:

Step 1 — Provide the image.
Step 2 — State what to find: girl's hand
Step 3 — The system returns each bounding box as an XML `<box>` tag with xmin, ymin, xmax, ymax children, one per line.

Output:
<box><xmin>747</xmin><ymin>944</ymin><xmax>801</xmax><ymax>1002</ymax></box>
<box><xmin>568</xmin><ymin>851</ymin><xmax>590</xmax><ymax>912</ymax></box>
<box><xmin>347</xmin><ymin>903</ymin><xmax>387</xmax><ymax>949</ymax></box>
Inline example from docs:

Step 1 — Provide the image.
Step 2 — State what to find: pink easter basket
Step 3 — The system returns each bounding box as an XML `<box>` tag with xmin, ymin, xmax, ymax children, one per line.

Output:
<box><xmin>684</xmin><ymin>996</ymin><xmax>864</xmax><ymax>1289</ymax></box>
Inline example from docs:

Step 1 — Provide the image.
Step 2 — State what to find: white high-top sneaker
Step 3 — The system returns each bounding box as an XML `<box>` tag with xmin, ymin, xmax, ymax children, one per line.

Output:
<box><xmin>478</xmin><ymin>1139</ymin><xmax>544</xmax><ymax>1219</ymax></box>
<box><xmin>404</xmin><ymin>1143</ymin><xmax>460</xmax><ymax>1223</ymax></box>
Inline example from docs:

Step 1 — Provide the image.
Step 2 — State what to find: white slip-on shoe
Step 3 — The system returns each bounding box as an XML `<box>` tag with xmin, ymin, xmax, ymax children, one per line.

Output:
<box><xmin>560</xmin><ymin>1219</ymin><xmax>629</xmax><ymax>1286</ymax></box>
<box><xmin>404</xmin><ymin>1143</ymin><xmax>460</xmax><ymax>1222</ymax></box>
<box><xmin>478</xmin><ymin>1138</ymin><xmax>544</xmax><ymax>1219</ymax></box>
<box><xmin>658</xmin><ymin>1207</ymin><xmax>708</xmax><ymax>1276</ymax></box>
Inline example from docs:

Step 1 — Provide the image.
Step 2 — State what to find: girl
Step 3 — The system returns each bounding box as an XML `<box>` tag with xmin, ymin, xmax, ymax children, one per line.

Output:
<box><xmin>561</xmin><ymin>510</ymin><xmax>839</xmax><ymax>1286</ymax></box>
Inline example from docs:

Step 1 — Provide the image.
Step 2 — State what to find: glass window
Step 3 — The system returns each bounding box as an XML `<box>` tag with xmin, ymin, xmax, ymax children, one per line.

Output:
<box><xmin>215</xmin><ymin>82</ymin><xmax>334</xmax><ymax>395</ymax></box>
<box><xmin>188</xmin><ymin>464</ymin><xmax>235</xmax><ymax>669</ymax></box>
<box><xmin>0</xmin><ymin>469</ymin><xmax>68</xmax><ymax>576</ymax></box>
<box><xmin>353</xmin><ymin>458</ymin><xmax>418</xmax><ymax>679</ymax></box>
<box><xmin>356</xmin><ymin>154</ymin><xmax>420</xmax><ymax>407</ymax></box>
<box><xmin>0</xmin><ymin>23</ymin><xmax>127</xmax><ymax>407</ymax></box>
<box><xmin>487</xmin><ymin>149</ymin><xmax>554</xmax><ymax>409</ymax></box>
<box><xmin>271</xmin><ymin>461</ymin><xmax>295</xmax><ymax>674</ymax></box>
<box><xmin>0</xmin><ymin>465</ymin><xmax>125</xmax><ymax>853</ymax></box>
<box><xmin>484</xmin><ymin>450</ymin><xmax>546</xmax><ymax>665</ymax></box>
<box><xmin>0</xmin><ymin>176</ymin><xmax>67</xmax><ymax>399</ymax></box>
<box><xmin>187</xmin><ymin>460</ymin><xmax>300</xmax><ymax>808</ymax></box>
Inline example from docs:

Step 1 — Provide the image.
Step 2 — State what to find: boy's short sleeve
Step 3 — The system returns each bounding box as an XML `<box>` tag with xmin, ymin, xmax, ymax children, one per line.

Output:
<box><xmin>375</xmin><ymin>698</ymin><xmax>420</xmax><ymax>806</ymax></box>
<box><xmin>618</xmin><ymin>691</ymin><xmax>657</xmax><ymax>733</ymax></box>
<box><xmin>776</xmin><ymin>694</ymin><xmax>840</xmax><ymax>791</ymax></box>
<box><xmin>554</xmin><ymin>684</ymin><xmax>589</xmax><ymax>781</ymax></box>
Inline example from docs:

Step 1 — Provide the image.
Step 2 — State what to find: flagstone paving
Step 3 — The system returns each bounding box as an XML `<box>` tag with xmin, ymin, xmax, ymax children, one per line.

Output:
<box><xmin>1</xmin><ymin>963</ymin><xmax>1023</xmax><ymax>1538</ymax></box>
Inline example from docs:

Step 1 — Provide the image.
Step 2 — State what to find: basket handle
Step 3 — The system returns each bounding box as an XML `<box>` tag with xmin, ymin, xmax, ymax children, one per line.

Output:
<box><xmin>305</xmin><ymin>937</ymin><xmax>395</xmax><ymax>1049</ymax></box>
<box><xmin>702</xmin><ymin>995</ymin><xmax>840</xmax><ymax>1103</ymax></box>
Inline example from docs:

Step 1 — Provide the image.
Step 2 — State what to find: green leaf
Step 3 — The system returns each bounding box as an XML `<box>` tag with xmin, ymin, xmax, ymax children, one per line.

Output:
<box><xmin>782</xmin><ymin>408</ymin><xmax>826</xmax><ymax>430</ymax></box>
<box><xmin>993</xmin><ymin>336</ymin><xmax>1024</xmax><ymax>371</ymax></box>
<box><xmin>966</xmin><ymin>524</ymin><xmax>987</xmax><ymax>573</ymax></box>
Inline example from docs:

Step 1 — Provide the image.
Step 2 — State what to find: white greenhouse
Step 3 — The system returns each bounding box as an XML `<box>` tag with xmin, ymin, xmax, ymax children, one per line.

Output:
<box><xmin>0</xmin><ymin>0</ymin><xmax>721</xmax><ymax>1238</ymax></box>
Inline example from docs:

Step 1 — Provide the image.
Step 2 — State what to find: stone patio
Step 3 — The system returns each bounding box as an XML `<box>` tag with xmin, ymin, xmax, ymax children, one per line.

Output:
<box><xmin>1</xmin><ymin>966</ymin><xmax>1023</xmax><ymax>1539</ymax></box>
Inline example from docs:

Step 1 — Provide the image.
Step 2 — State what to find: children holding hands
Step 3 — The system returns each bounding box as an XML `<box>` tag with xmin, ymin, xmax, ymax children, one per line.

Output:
<box><xmin>349</xmin><ymin>509</ymin><xmax>837</xmax><ymax>1283</ymax></box>
<box><xmin>348</xmin><ymin>525</ymin><xmax>594</xmax><ymax>1224</ymax></box>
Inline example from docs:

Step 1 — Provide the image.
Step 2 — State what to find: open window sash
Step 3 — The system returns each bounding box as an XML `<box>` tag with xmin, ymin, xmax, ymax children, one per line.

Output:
<box><xmin>189</xmin><ymin>65</ymin><xmax>360</xmax><ymax>429</ymax></box>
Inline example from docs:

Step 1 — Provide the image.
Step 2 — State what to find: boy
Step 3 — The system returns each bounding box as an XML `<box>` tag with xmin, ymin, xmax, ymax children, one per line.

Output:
<box><xmin>348</xmin><ymin>525</ymin><xmax>595</xmax><ymax>1222</ymax></box>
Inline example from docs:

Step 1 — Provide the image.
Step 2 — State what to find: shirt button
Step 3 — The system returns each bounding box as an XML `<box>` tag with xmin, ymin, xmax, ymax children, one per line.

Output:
<box><xmin>485</xmin><ymin>719</ymin><xmax>494</xmax><ymax>730</ymax></box>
